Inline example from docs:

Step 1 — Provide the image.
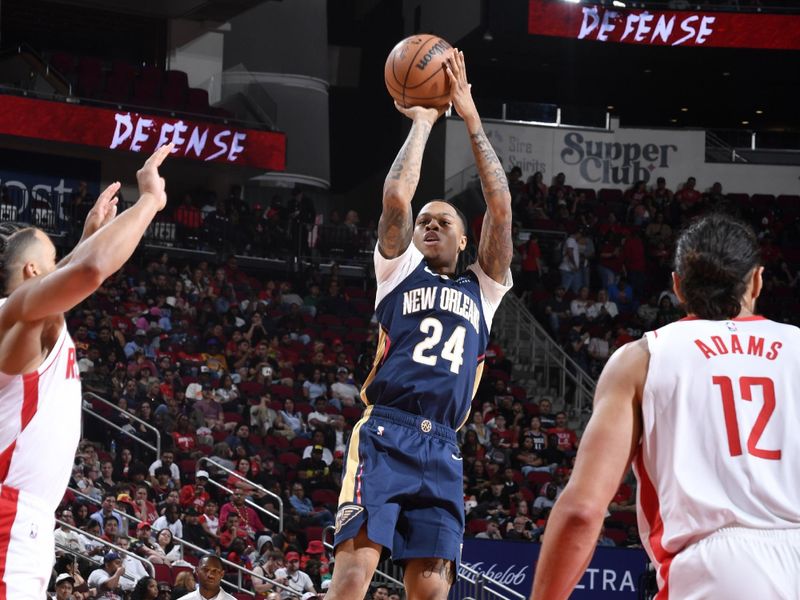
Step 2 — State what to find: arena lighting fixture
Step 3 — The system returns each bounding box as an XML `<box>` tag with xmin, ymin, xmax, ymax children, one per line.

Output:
<box><xmin>612</xmin><ymin>0</ymin><xmax>626</xmax><ymax>6</ymax></box>
<box><xmin>681</xmin><ymin>107</ymin><xmax>689</xmax><ymax>112</ymax></box>
<box><xmin>670</xmin><ymin>118</ymin><xmax>678</xmax><ymax>123</ymax></box>
<box><xmin>563</xmin><ymin>0</ymin><xmax>581</xmax><ymax>4</ymax></box>
<box><xmin>607</xmin><ymin>105</ymin><xmax>615</xmax><ymax>110</ymax></box>
<box><xmin>741</xmin><ymin>120</ymin><xmax>750</xmax><ymax>125</ymax></box>
<box><xmin>755</xmin><ymin>109</ymin><xmax>764</xmax><ymax>114</ymax></box>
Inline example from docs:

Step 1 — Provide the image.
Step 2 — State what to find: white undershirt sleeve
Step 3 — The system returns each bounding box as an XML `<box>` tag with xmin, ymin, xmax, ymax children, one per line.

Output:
<box><xmin>374</xmin><ymin>242</ymin><xmax>424</xmax><ymax>307</ymax></box>
<box><xmin>467</xmin><ymin>261</ymin><xmax>513</xmax><ymax>331</ymax></box>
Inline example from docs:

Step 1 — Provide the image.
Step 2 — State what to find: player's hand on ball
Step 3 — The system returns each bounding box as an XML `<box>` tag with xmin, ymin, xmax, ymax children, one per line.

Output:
<box><xmin>136</xmin><ymin>143</ymin><xmax>173</xmax><ymax>211</ymax></box>
<box><xmin>393</xmin><ymin>101</ymin><xmax>450</xmax><ymax>125</ymax></box>
<box><xmin>445</xmin><ymin>48</ymin><xmax>478</xmax><ymax>122</ymax></box>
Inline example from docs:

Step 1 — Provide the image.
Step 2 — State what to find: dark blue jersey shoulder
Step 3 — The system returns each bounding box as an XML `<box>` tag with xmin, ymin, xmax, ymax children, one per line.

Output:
<box><xmin>363</xmin><ymin>258</ymin><xmax>490</xmax><ymax>430</ymax></box>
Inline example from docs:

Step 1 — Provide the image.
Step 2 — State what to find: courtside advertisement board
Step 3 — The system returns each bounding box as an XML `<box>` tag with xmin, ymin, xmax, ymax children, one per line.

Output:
<box><xmin>528</xmin><ymin>0</ymin><xmax>800</xmax><ymax>50</ymax></box>
<box><xmin>0</xmin><ymin>95</ymin><xmax>286</xmax><ymax>171</ymax></box>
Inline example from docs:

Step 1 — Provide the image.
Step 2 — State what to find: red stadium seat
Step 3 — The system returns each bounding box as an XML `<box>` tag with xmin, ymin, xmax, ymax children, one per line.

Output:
<box><xmin>342</xmin><ymin>406</ymin><xmax>363</xmax><ymax>424</ymax></box>
<box><xmin>311</xmin><ymin>489</ymin><xmax>339</xmax><ymax>506</ymax></box>
<box><xmin>172</xmin><ymin>565</ymin><xmax>192</xmax><ymax>584</ymax></box>
<box><xmin>278</xmin><ymin>452</ymin><xmax>301</xmax><ymax>467</ymax></box>
<box><xmin>291</xmin><ymin>437</ymin><xmax>312</xmax><ymax>450</ymax></box>
<box><xmin>604</xmin><ymin>528</ymin><xmax>626</xmax><ymax>545</ymax></box>
<box><xmin>186</xmin><ymin>88</ymin><xmax>210</xmax><ymax>114</ymax></box>
<box><xmin>270</xmin><ymin>384</ymin><xmax>294</xmax><ymax>399</ymax></box>
<box><xmin>304</xmin><ymin>525</ymin><xmax>324</xmax><ymax>543</ymax></box>
<box><xmin>153</xmin><ymin>563</ymin><xmax>172</xmax><ymax>583</ymax></box>
<box><xmin>238</xmin><ymin>381</ymin><xmax>264</xmax><ymax>397</ymax></box>
<box><xmin>466</xmin><ymin>519</ymin><xmax>488</xmax><ymax>534</ymax></box>
<box><xmin>527</xmin><ymin>471</ymin><xmax>553</xmax><ymax>488</ymax></box>
<box><xmin>264</xmin><ymin>435</ymin><xmax>289</xmax><ymax>450</ymax></box>
<box><xmin>162</xmin><ymin>70</ymin><xmax>189</xmax><ymax>110</ymax></box>
<box><xmin>179</xmin><ymin>460</ymin><xmax>196</xmax><ymax>478</ymax></box>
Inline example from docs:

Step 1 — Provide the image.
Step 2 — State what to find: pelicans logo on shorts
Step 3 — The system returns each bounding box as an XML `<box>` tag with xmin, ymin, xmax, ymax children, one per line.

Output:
<box><xmin>335</xmin><ymin>503</ymin><xmax>365</xmax><ymax>534</ymax></box>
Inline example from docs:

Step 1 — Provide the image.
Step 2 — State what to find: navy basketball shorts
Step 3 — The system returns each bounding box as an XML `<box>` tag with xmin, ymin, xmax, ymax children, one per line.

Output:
<box><xmin>334</xmin><ymin>405</ymin><xmax>465</xmax><ymax>567</ymax></box>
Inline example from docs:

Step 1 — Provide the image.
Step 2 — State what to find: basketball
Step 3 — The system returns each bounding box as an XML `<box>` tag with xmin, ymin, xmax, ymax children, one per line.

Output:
<box><xmin>384</xmin><ymin>34</ymin><xmax>452</xmax><ymax>108</ymax></box>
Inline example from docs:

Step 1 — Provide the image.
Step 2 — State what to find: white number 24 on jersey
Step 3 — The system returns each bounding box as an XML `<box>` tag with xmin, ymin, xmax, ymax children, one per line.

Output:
<box><xmin>412</xmin><ymin>317</ymin><xmax>467</xmax><ymax>374</ymax></box>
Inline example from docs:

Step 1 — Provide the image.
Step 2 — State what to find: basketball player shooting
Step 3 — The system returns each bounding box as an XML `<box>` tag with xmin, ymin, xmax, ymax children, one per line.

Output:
<box><xmin>0</xmin><ymin>144</ymin><xmax>172</xmax><ymax>599</ymax></box>
<box><xmin>324</xmin><ymin>49</ymin><xmax>513</xmax><ymax>600</ymax></box>
<box><xmin>530</xmin><ymin>213</ymin><xmax>800</xmax><ymax>600</ymax></box>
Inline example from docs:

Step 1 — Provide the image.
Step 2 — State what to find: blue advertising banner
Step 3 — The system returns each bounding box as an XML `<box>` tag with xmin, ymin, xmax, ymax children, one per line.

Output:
<box><xmin>0</xmin><ymin>148</ymin><xmax>101</xmax><ymax>225</ymax></box>
<box><xmin>461</xmin><ymin>538</ymin><xmax>649</xmax><ymax>598</ymax></box>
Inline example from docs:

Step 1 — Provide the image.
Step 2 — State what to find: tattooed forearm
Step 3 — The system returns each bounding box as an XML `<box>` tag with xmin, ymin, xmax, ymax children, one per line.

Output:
<box><xmin>377</xmin><ymin>201</ymin><xmax>412</xmax><ymax>258</ymax></box>
<box><xmin>380</xmin><ymin>120</ymin><xmax>431</xmax><ymax>258</ymax></box>
<box><xmin>385</xmin><ymin>121</ymin><xmax>432</xmax><ymax>186</ymax></box>
<box><xmin>479</xmin><ymin>210</ymin><xmax>513</xmax><ymax>280</ymax></box>
<box><xmin>469</xmin><ymin>129</ymin><xmax>510</xmax><ymax>201</ymax></box>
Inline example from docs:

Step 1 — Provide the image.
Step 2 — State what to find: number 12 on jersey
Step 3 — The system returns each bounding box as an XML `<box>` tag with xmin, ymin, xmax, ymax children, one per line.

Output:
<box><xmin>713</xmin><ymin>375</ymin><xmax>781</xmax><ymax>460</ymax></box>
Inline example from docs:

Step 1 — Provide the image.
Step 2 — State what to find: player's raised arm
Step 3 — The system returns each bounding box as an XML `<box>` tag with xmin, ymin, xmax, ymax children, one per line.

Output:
<box><xmin>530</xmin><ymin>339</ymin><xmax>647</xmax><ymax>600</ymax></box>
<box><xmin>0</xmin><ymin>144</ymin><xmax>173</xmax><ymax>325</ymax></box>
<box><xmin>445</xmin><ymin>49</ymin><xmax>512</xmax><ymax>283</ymax></box>
<box><xmin>379</xmin><ymin>102</ymin><xmax>448</xmax><ymax>259</ymax></box>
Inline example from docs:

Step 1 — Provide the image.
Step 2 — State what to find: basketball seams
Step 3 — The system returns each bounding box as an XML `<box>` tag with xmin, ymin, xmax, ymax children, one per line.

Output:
<box><xmin>400</xmin><ymin>37</ymin><xmax>438</xmax><ymax>107</ymax></box>
<box><xmin>385</xmin><ymin>34</ymin><xmax>451</xmax><ymax>108</ymax></box>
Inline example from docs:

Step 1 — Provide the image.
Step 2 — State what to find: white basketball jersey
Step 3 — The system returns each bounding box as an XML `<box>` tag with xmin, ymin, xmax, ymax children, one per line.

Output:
<box><xmin>634</xmin><ymin>316</ymin><xmax>800</xmax><ymax>577</ymax></box>
<box><xmin>0</xmin><ymin>308</ymin><xmax>82</xmax><ymax>512</ymax></box>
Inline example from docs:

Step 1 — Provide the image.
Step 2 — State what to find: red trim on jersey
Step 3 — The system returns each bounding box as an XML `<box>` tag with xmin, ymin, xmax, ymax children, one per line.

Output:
<box><xmin>0</xmin><ymin>372</ymin><xmax>40</xmax><ymax>482</ymax></box>
<box><xmin>0</xmin><ymin>445</ymin><xmax>15</xmax><ymax>482</ymax></box>
<box><xmin>652</xmin><ymin>330</ymin><xmax>658</xmax><ymax>338</ymax></box>
<box><xmin>476</xmin><ymin>354</ymin><xmax>485</xmax><ymax>362</ymax></box>
<box><xmin>635</xmin><ymin>449</ymin><xmax>674</xmax><ymax>599</ymax></box>
<box><xmin>0</xmin><ymin>485</ymin><xmax>20</xmax><ymax>599</ymax></box>
<box><xmin>680</xmin><ymin>315</ymin><xmax>766</xmax><ymax>323</ymax></box>
<box><xmin>355</xmin><ymin>463</ymin><xmax>365</xmax><ymax>504</ymax></box>
<box><xmin>19</xmin><ymin>373</ymin><xmax>39</xmax><ymax>430</ymax></box>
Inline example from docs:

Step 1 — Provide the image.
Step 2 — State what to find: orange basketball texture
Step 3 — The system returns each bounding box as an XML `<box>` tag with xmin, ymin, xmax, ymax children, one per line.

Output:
<box><xmin>384</xmin><ymin>34</ymin><xmax>452</xmax><ymax>108</ymax></box>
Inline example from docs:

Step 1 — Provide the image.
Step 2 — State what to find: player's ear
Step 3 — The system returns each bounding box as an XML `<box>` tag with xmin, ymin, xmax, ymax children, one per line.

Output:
<box><xmin>750</xmin><ymin>265</ymin><xmax>764</xmax><ymax>300</ymax></box>
<box><xmin>671</xmin><ymin>272</ymin><xmax>686</xmax><ymax>305</ymax></box>
<box><xmin>458</xmin><ymin>234</ymin><xmax>467</xmax><ymax>252</ymax></box>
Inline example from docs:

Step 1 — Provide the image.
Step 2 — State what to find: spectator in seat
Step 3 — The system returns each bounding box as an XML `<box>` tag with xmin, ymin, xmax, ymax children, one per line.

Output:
<box><xmin>569</xmin><ymin>286</ymin><xmax>592</xmax><ymax>318</ymax></box>
<box><xmin>547</xmin><ymin>412</ymin><xmax>578</xmax><ymax>453</ymax></box>
<box><xmin>193</xmin><ymin>385</ymin><xmax>225</xmax><ymax>431</ymax></box>
<box><xmin>52</xmin><ymin>572</ymin><xmax>77</xmax><ymax>600</ymax></box>
<box><xmin>250</xmin><ymin>392</ymin><xmax>278</xmax><ymax>435</ymax></box>
<box><xmin>302</xmin><ymin>369</ymin><xmax>328</xmax><ymax>403</ymax></box>
<box><xmin>585</xmin><ymin>289</ymin><xmax>618</xmax><ymax>324</ymax></box>
<box><xmin>288</xmin><ymin>483</ymin><xmax>334</xmax><ymax>528</ymax></box>
<box><xmin>101</xmin><ymin>516</ymin><xmax>119</xmax><ymax>543</ymax></box>
<box><xmin>302</xmin><ymin>431</ymin><xmax>333</xmax><ymax>464</ymax></box>
<box><xmin>559</xmin><ymin>230</ymin><xmax>583</xmax><ymax>294</ymax></box>
<box><xmin>544</xmin><ymin>286</ymin><xmax>570</xmax><ymax>336</ymax></box>
<box><xmin>330</xmin><ymin>367</ymin><xmax>360</xmax><ymax>408</ymax></box>
<box><xmin>637</xmin><ymin>294</ymin><xmax>660</xmax><ymax>328</ymax></box>
<box><xmin>513</xmin><ymin>434</ymin><xmax>550</xmax><ymax>476</ymax></box>
<box><xmin>622</xmin><ymin>232</ymin><xmax>647</xmax><ymax>298</ymax></box>
<box><xmin>645</xmin><ymin>211</ymin><xmax>672</xmax><ymax>247</ymax></box>
<box><xmin>608</xmin><ymin>276</ymin><xmax>636</xmax><ymax>314</ymax></box>
<box><xmin>87</xmin><ymin>552</ymin><xmax>126</xmax><ymax>600</ymax></box>
<box><xmin>675</xmin><ymin>176</ymin><xmax>702</xmax><ymax>209</ymax></box>
<box><xmin>149</xmin><ymin>450</ymin><xmax>181</xmax><ymax>489</ymax></box>
<box><xmin>54</xmin><ymin>507</ymin><xmax>87</xmax><ymax>556</ymax></box>
<box><xmin>532</xmin><ymin>484</ymin><xmax>557</xmax><ymax>519</ymax></box>
<box><xmin>171</xmin><ymin>571</ymin><xmax>197</xmax><ymax>598</ymax></box>
<box><xmin>297</xmin><ymin>445</ymin><xmax>332</xmax><ymax>491</ymax></box>
<box><xmin>219</xmin><ymin>513</ymin><xmax>251</xmax><ymax>550</ymax></box>
<box><xmin>274</xmin><ymin>398</ymin><xmax>306</xmax><ymax>439</ymax></box>
<box><xmin>182</xmin><ymin>507</ymin><xmax>214</xmax><ymax>552</ymax></box>
<box><xmin>651</xmin><ymin>176</ymin><xmax>673</xmax><ymax>210</ymax></box>
<box><xmin>523</xmin><ymin>416</ymin><xmax>548</xmax><ymax>451</ymax></box>
<box><xmin>116</xmin><ymin>536</ymin><xmax>150</xmax><ymax>593</ymax></box>
<box><xmin>274</xmin><ymin>551</ymin><xmax>316</xmax><ymax>600</ymax></box>
<box><xmin>477</xmin><ymin>478</ymin><xmax>511</xmax><ymax>522</ymax></box>
<box><xmin>505</xmin><ymin>515</ymin><xmax>535</xmax><ymax>541</ymax></box>
<box><xmin>474</xmin><ymin>519</ymin><xmax>503</xmax><ymax>540</ymax></box>
<box><xmin>171</xmin><ymin>414</ymin><xmax>197</xmax><ymax>458</ymax></box>
<box><xmin>466</xmin><ymin>410</ymin><xmax>491</xmax><ymax>447</ymax></box>
<box><xmin>152</xmin><ymin>504</ymin><xmax>183</xmax><ymax>539</ymax></box>
<box><xmin>199</xmin><ymin>499</ymin><xmax>220</xmax><ymax>544</ymax></box>
<box><xmin>654</xmin><ymin>294</ymin><xmax>682</xmax><ymax>328</ymax></box>
<box><xmin>537</xmin><ymin>398</ymin><xmax>556</xmax><ymax>429</ymax></box>
<box><xmin>179</xmin><ymin>471</ymin><xmax>211</xmax><ymax>512</ymax></box>
<box><xmin>220</xmin><ymin>487</ymin><xmax>266</xmax><ymax>539</ymax></box>
<box><xmin>225</xmin><ymin>424</ymin><xmax>256</xmax><ymax>456</ymax></box>
<box><xmin>307</xmin><ymin>397</ymin><xmax>331</xmax><ymax>433</ymax></box>
<box><xmin>597</xmin><ymin>526</ymin><xmax>616</xmax><ymax>547</ymax></box>
<box><xmin>129</xmin><ymin>576</ymin><xmax>159</xmax><ymax>600</ymax></box>
<box><xmin>89</xmin><ymin>493</ymin><xmax>124</xmax><ymax>535</ymax></box>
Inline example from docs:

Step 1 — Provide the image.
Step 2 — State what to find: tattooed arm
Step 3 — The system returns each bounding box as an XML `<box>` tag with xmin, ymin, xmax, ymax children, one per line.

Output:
<box><xmin>379</xmin><ymin>102</ymin><xmax>448</xmax><ymax>259</ymax></box>
<box><xmin>445</xmin><ymin>49</ymin><xmax>513</xmax><ymax>283</ymax></box>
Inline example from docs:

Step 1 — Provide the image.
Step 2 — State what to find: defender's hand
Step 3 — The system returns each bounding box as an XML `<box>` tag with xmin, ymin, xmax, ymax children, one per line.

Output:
<box><xmin>81</xmin><ymin>182</ymin><xmax>120</xmax><ymax>239</ymax></box>
<box><xmin>445</xmin><ymin>49</ymin><xmax>479</xmax><ymax>123</ymax></box>
<box><xmin>136</xmin><ymin>144</ymin><xmax>173</xmax><ymax>211</ymax></box>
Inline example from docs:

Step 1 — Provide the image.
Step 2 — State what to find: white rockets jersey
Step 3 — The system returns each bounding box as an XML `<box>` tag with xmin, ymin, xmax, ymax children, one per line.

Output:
<box><xmin>634</xmin><ymin>316</ymin><xmax>800</xmax><ymax>575</ymax></box>
<box><xmin>0</xmin><ymin>307</ymin><xmax>82</xmax><ymax>512</ymax></box>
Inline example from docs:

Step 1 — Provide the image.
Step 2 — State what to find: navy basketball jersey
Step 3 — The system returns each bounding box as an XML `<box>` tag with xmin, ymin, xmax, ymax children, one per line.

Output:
<box><xmin>362</xmin><ymin>242</ymin><xmax>512</xmax><ymax>430</ymax></box>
